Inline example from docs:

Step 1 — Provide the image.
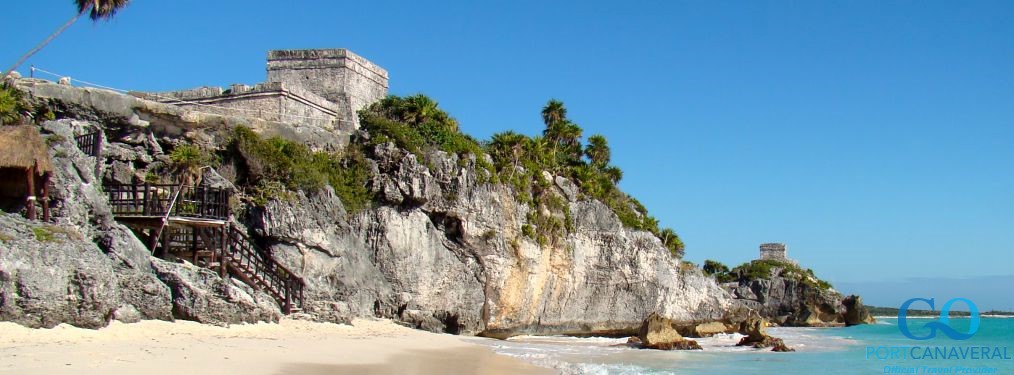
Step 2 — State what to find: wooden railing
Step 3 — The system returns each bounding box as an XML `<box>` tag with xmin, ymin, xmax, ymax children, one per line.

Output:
<box><xmin>75</xmin><ymin>130</ymin><xmax>102</xmax><ymax>157</ymax></box>
<box><xmin>225</xmin><ymin>223</ymin><xmax>305</xmax><ymax>312</ymax></box>
<box><xmin>107</xmin><ymin>181</ymin><xmax>304</xmax><ymax>312</ymax></box>
<box><xmin>105</xmin><ymin>183</ymin><xmax>230</xmax><ymax>220</ymax></box>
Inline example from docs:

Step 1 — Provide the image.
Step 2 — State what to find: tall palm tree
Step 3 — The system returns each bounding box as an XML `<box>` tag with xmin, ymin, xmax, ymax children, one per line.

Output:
<box><xmin>585</xmin><ymin>134</ymin><xmax>611</xmax><ymax>168</ymax></box>
<box><xmin>541</xmin><ymin>99</ymin><xmax>567</xmax><ymax>127</ymax></box>
<box><xmin>4</xmin><ymin>0</ymin><xmax>132</xmax><ymax>78</ymax></box>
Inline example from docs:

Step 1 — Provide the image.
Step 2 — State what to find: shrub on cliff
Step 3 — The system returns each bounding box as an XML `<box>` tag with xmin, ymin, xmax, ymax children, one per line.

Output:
<box><xmin>361</xmin><ymin>95</ymin><xmax>687</xmax><ymax>257</ymax></box>
<box><xmin>227</xmin><ymin>126</ymin><xmax>373</xmax><ymax>211</ymax></box>
<box><xmin>730</xmin><ymin>260</ymin><xmax>834</xmax><ymax>291</ymax></box>
<box><xmin>0</xmin><ymin>85</ymin><xmax>28</xmax><ymax>124</ymax></box>
<box><xmin>167</xmin><ymin>144</ymin><xmax>214</xmax><ymax>184</ymax></box>
<box><xmin>358</xmin><ymin>94</ymin><xmax>495</xmax><ymax>181</ymax></box>
<box><xmin>486</xmin><ymin>99</ymin><xmax>685</xmax><ymax>257</ymax></box>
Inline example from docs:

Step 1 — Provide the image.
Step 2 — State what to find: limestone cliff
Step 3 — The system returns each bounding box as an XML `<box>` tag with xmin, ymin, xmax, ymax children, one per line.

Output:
<box><xmin>0</xmin><ymin>79</ymin><xmax>869</xmax><ymax>336</ymax></box>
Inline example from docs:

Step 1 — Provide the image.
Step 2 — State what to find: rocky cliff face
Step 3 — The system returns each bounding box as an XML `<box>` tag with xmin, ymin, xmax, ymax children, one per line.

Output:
<box><xmin>2</xmin><ymin>80</ymin><xmax>870</xmax><ymax>336</ymax></box>
<box><xmin>0</xmin><ymin>118</ymin><xmax>281</xmax><ymax>328</ymax></box>
<box><xmin>724</xmin><ymin>264</ymin><xmax>874</xmax><ymax>327</ymax></box>
<box><xmin>252</xmin><ymin>142</ymin><xmax>733</xmax><ymax>336</ymax></box>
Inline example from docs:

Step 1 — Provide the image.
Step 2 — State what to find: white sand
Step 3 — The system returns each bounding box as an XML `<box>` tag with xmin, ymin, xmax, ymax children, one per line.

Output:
<box><xmin>0</xmin><ymin>318</ymin><xmax>553</xmax><ymax>374</ymax></box>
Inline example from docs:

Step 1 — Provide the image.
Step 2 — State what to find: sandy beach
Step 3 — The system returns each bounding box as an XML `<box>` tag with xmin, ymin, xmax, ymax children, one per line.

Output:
<box><xmin>0</xmin><ymin>318</ymin><xmax>553</xmax><ymax>375</ymax></box>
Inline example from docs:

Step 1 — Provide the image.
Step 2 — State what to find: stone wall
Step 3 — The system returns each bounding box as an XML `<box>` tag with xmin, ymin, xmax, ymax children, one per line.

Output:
<box><xmin>142</xmin><ymin>82</ymin><xmax>346</xmax><ymax>133</ymax></box>
<box><xmin>759</xmin><ymin>243</ymin><xmax>787</xmax><ymax>261</ymax></box>
<box><xmin>266</xmin><ymin>49</ymin><xmax>389</xmax><ymax>129</ymax></box>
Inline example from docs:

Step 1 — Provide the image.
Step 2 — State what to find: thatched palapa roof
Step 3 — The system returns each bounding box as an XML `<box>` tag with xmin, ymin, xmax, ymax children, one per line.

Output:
<box><xmin>0</xmin><ymin>126</ymin><xmax>53</xmax><ymax>174</ymax></box>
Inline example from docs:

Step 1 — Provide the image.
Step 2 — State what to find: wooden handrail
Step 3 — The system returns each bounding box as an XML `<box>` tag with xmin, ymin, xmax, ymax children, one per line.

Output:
<box><xmin>106</xmin><ymin>181</ymin><xmax>304</xmax><ymax>312</ymax></box>
<box><xmin>224</xmin><ymin>223</ymin><xmax>304</xmax><ymax>312</ymax></box>
<box><xmin>104</xmin><ymin>182</ymin><xmax>230</xmax><ymax>220</ymax></box>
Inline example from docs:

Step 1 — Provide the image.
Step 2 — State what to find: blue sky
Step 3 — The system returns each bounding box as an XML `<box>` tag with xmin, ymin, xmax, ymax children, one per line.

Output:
<box><xmin>4</xmin><ymin>1</ymin><xmax>1013</xmax><ymax>307</ymax></box>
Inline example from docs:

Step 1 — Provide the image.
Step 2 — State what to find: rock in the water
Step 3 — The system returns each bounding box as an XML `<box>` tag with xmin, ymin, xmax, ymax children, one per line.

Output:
<box><xmin>735</xmin><ymin>311</ymin><xmax>794</xmax><ymax>351</ymax></box>
<box><xmin>771</xmin><ymin>339</ymin><xmax>796</xmax><ymax>352</ymax></box>
<box><xmin>638</xmin><ymin>313</ymin><xmax>703</xmax><ymax>350</ymax></box>
<box><xmin>843</xmin><ymin>295</ymin><xmax>875</xmax><ymax>326</ymax></box>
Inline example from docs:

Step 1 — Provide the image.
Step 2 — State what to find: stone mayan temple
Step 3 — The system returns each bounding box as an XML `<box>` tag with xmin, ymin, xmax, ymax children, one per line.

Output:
<box><xmin>147</xmin><ymin>49</ymin><xmax>388</xmax><ymax>138</ymax></box>
<box><xmin>757</xmin><ymin>243</ymin><xmax>798</xmax><ymax>265</ymax></box>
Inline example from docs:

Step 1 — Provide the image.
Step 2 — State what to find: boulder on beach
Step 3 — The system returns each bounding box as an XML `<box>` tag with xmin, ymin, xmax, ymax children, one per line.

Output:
<box><xmin>735</xmin><ymin>310</ymin><xmax>795</xmax><ymax>352</ymax></box>
<box><xmin>638</xmin><ymin>313</ymin><xmax>703</xmax><ymax>350</ymax></box>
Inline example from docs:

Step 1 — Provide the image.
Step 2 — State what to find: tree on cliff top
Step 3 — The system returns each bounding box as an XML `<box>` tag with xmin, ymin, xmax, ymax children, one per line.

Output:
<box><xmin>4</xmin><ymin>0</ymin><xmax>132</xmax><ymax>78</ymax></box>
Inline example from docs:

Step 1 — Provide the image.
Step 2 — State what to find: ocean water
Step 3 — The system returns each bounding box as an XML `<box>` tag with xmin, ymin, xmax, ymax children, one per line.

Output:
<box><xmin>470</xmin><ymin>318</ymin><xmax>1013</xmax><ymax>374</ymax></box>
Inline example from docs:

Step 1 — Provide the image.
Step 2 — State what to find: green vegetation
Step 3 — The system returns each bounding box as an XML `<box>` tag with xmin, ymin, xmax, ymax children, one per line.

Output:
<box><xmin>228</xmin><ymin>126</ymin><xmax>373</xmax><ymax>212</ymax></box>
<box><xmin>483</xmin><ymin>99</ymin><xmax>685</xmax><ymax>257</ymax></box>
<box><xmin>168</xmin><ymin>144</ymin><xmax>214</xmax><ymax>184</ymax></box>
<box><xmin>30</xmin><ymin>225</ymin><xmax>80</xmax><ymax>242</ymax></box>
<box><xmin>0</xmin><ymin>85</ymin><xmax>28</xmax><ymax>124</ymax></box>
<box><xmin>866</xmin><ymin>306</ymin><xmax>1014</xmax><ymax>317</ymax></box>
<box><xmin>713</xmin><ymin>259</ymin><xmax>835</xmax><ymax>291</ymax></box>
<box><xmin>32</xmin><ymin>227</ymin><xmax>55</xmax><ymax>242</ymax></box>
<box><xmin>358</xmin><ymin>94</ymin><xmax>496</xmax><ymax>181</ymax></box>
<box><xmin>703</xmin><ymin>259</ymin><xmax>735</xmax><ymax>282</ymax></box>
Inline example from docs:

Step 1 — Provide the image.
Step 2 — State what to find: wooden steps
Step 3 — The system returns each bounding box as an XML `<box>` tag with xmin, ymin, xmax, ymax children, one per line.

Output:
<box><xmin>107</xmin><ymin>182</ymin><xmax>305</xmax><ymax>314</ymax></box>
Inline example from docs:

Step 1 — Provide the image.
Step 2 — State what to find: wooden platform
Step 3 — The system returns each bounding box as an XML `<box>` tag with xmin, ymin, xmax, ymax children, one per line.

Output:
<box><xmin>105</xmin><ymin>181</ymin><xmax>305</xmax><ymax>313</ymax></box>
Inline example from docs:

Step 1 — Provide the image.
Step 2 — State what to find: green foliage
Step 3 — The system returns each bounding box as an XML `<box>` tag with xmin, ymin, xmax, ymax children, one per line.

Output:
<box><xmin>482</xmin><ymin>99</ymin><xmax>687</xmax><ymax>257</ymax></box>
<box><xmin>585</xmin><ymin>134</ymin><xmax>610</xmax><ymax>168</ymax></box>
<box><xmin>730</xmin><ymin>259</ymin><xmax>835</xmax><ymax>291</ymax></box>
<box><xmin>32</xmin><ymin>227</ymin><xmax>55</xmax><ymax>242</ymax></box>
<box><xmin>228</xmin><ymin>127</ymin><xmax>373</xmax><ymax>212</ymax></box>
<box><xmin>359</xmin><ymin>94</ymin><xmax>495</xmax><ymax>182</ymax></box>
<box><xmin>703</xmin><ymin>259</ymin><xmax>736</xmax><ymax>283</ymax></box>
<box><xmin>168</xmin><ymin>144</ymin><xmax>213</xmax><ymax>183</ymax></box>
<box><xmin>702</xmin><ymin>259</ymin><xmax>730</xmax><ymax>276</ymax></box>
<box><xmin>0</xmin><ymin>85</ymin><xmax>27</xmax><ymax>125</ymax></box>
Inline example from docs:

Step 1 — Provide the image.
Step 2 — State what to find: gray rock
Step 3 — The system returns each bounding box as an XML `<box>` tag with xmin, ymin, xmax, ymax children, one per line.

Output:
<box><xmin>0</xmin><ymin>214</ymin><xmax>118</xmax><ymax>328</ymax></box>
<box><xmin>112</xmin><ymin>305</ymin><xmax>142</xmax><ymax>323</ymax></box>
<box><xmin>554</xmin><ymin>176</ymin><xmax>579</xmax><ymax>202</ymax></box>
<box><xmin>116</xmin><ymin>271</ymin><xmax>173</xmax><ymax>321</ymax></box>
<box><xmin>725</xmin><ymin>269</ymin><xmax>856</xmax><ymax>327</ymax></box>
<box><xmin>151</xmin><ymin>259</ymin><xmax>281</xmax><ymax>326</ymax></box>
<box><xmin>109</xmin><ymin>161</ymin><xmax>135</xmax><ymax>184</ymax></box>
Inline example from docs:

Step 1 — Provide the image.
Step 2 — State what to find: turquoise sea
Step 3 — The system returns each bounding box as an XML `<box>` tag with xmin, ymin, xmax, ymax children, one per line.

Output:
<box><xmin>472</xmin><ymin>318</ymin><xmax>1013</xmax><ymax>374</ymax></box>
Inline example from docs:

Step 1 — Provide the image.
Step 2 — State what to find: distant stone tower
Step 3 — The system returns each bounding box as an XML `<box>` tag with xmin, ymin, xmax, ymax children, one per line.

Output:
<box><xmin>759</xmin><ymin>243</ymin><xmax>789</xmax><ymax>261</ymax></box>
<box><xmin>266</xmin><ymin>49</ymin><xmax>389</xmax><ymax>131</ymax></box>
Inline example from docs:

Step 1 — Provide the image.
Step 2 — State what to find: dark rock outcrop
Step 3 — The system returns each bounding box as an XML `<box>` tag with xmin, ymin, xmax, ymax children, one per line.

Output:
<box><xmin>843</xmin><ymin>294</ymin><xmax>875</xmax><ymax>326</ymax></box>
<box><xmin>735</xmin><ymin>311</ymin><xmax>794</xmax><ymax>352</ymax></box>
<box><xmin>725</xmin><ymin>263</ymin><xmax>873</xmax><ymax>327</ymax></box>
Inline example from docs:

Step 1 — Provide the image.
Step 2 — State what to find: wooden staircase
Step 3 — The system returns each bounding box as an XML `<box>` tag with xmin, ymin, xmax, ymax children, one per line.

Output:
<box><xmin>106</xmin><ymin>182</ymin><xmax>305</xmax><ymax>313</ymax></box>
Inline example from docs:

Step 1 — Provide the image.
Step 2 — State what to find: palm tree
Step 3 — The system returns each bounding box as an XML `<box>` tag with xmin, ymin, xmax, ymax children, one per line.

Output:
<box><xmin>488</xmin><ymin>131</ymin><xmax>529</xmax><ymax>175</ymax></box>
<box><xmin>585</xmin><ymin>134</ymin><xmax>611</xmax><ymax>168</ymax></box>
<box><xmin>541</xmin><ymin>99</ymin><xmax>567</xmax><ymax>127</ymax></box>
<box><xmin>4</xmin><ymin>0</ymin><xmax>132</xmax><ymax>78</ymax></box>
<box><xmin>401</xmin><ymin>94</ymin><xmax>439</xmax><ymax>125</ymax></box>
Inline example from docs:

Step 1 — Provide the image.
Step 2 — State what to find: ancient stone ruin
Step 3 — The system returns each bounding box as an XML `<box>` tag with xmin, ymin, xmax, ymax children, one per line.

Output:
<box><xmin>139</xmin><ymin>49</ymin><xmax>388</xmax><ymax>141</ymax></box>
<box><xmin>758</xmin><ymin>242</ymin><xmax>798</xmax><ymax>265</ymax></box>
